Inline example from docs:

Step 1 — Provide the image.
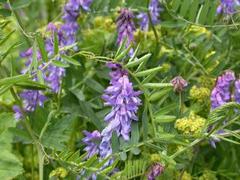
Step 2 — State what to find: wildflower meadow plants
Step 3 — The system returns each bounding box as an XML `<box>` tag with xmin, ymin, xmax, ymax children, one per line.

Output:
<box><xmin>0</xmin><ymin>0</ymin><xmax>240</xmax><ymax>179</ymax></box>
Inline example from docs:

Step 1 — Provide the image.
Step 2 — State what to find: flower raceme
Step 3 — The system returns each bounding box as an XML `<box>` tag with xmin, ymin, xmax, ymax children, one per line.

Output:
<box><xmin>137</xmin><ymin>0</ymin><xmax>162</xmax><ymax>31</ymax></box>
<box><xmin>99</xmin><ymin>63</ymin><xmax>141</xmax><ymax>159</ymax></box>
<box><xmin>210</xmin><ymin>70</ymin><xmax>235</xmax><ymax>109</ymax></box>
<box><xmin>116</xmin><ymin>8</ymin><xmax>136</xmax><ymax>47</ymax></box>
<box><xmin>217</xmin><ymin>0</ymin><xmax>240</xmax><ymax>15</ymax></box>
<box><xmin>82</xmin><ymin>130</ymin><xmax>101</xmax><ymax>158</ymax></box>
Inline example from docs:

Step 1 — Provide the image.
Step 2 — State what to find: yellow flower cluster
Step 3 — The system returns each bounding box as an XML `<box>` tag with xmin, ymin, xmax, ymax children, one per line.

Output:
<box><xmin>49</xmin><ymin>167</ymin><xmax>68</xmax><ymax>178</ymax></box>
<box><xmin>181</xmin><ymin>171</ymin><xmax>192</xmax><ymax>180</ymax></box>
<box><xmin>134</xmin><ymin>29</ymin><xmax>156</xmax><ymax>42</ymax></box>
<box><xmin>94</xmin><ymin>16</ymin><xmax>115</xmax><ymax>32</ymax></box>
<box><xmin>190</xmin><ymin>85</ymin><xmax>210</xmax><ymax>103</ymax></box>
<box><xmin>189</xmin><ymin>25</ymin><xmax>211</xmax><ymax>37</ymax></box>
<box><xmin>199</xmin><ymin>170</ymin><xmax>217</xmax><ymax>180</ymax></box>
<box><xmin>150</xmin><ymin>154</ymin><xmax>161</xmax><ymax>162</ymax></box>
<box><xmin>175</xmin><ymin>113</ymin><xmax>206</xmax><ymax>136</ymax></box>
<box><xmin>199</xmin><ymin>76</ymin><xmax>216</xmax><ymax>89</ymax></box>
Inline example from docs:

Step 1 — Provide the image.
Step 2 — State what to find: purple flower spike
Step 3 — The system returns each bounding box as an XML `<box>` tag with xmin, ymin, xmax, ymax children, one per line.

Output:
<box><xmin>101</xmin><ymin>63</ymin><xmax>141</xmax><ymax>141</ymax></box>
<box><xmin>149</xmin><ymin>0</ymin><xmax>162</xmax><ymax>25</ymax></box>
<box><xmin>137</xmin><ymin>13</ymin><xmax>149</xmax><ymax>31</ymax></box>
<box><xmin>210</xmin><ymin>70</ymin><xmax>235</xmax><ymax>109</ymax></box>
<box><xmin>147</xmin><ymin>163</ymin><xmax>164</xmax><ymax>180</ymax></box>
<box><xmin>217</xmin><ymin>0</ymin><xmax>237</xmax><ymax>14</ymax></box>
<box><xmin>138</xmin><ymin>0</ymin><xmax>162</xmax><ymax>31</ymax></box>
<box><xmin>20</xmin><ymin>90</ymin><xmax>47</xmax><ymax>112</ymax></box>
<box><xmin>13</xmin><ymin>105</ymin><xmax>23</xmax><ymax>120</ymax></box>
<box><xmin>82</xmin><ymin>130</ymin><xmax>101</xmax><ymax>158</ymax></box>
<box><xmin>116</xmin><ymin>8</ymin><xmax>136</xmax><ymax>46</ymax></box>
<box><xmin>234</xmin><ymin>79</ymin><xmax>240</xmax><ymax>103</ymax></box>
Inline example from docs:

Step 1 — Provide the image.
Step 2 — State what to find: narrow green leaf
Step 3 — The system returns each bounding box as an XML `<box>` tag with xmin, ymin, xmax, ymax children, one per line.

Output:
<box><xmin>135</xmin><ymin>67</ymin><xmax>162</xmax><ymax>77</ymax></box>
<box><xmin>0</xmin><ymin>74</ymin><xmax>29</xmax><ymax>86</ymax></box>
<box><xmin>115</xmin><ymin>44</ymin><xmax>132</xmax><ymax>61</ymax></box>
<box><xmin>198</xmin><ymin>0</ymin><xmax>211</xmax><ymax>24</ymax></box>
<box><xmin>128</xmin><ymin>44</ymin><xmax>140</xmax><ymax>62</ymax></box>
<box><xmin>143</xmin><ymin>83</ymin><xmax>173</xmax><ymax>88</ymax></box>
<box><xmin>36</xmin><ymin>34</ymin><xmax>48</xmax><ymax>62</ymax></box>
<box><xmin>172</xmin><ymin>0</ymin><xmax>181</xmax><ymax>12</ymax></box>
<box><xmin>179</xmin><ymin>0</ymin><xmax>191</xmax><ymax>17</ymax></box>
<box><xmin>126</xmin><ymin>53</ymin><xmax>151</xmax><ymax>68</ymax></box>
<box><xmin>61</xmin><ymin>55</ymin><xmax>81</xmax><ymax>66</ymax></box>
<box><xmin>15</xmin><ymin>80</ymin><xmax>48</xmax><ymax>90</ymax></box>
<box><xmin>188</xmin><ymin>0</ymin><xmax>199</xmax><ymax>21</ymax></box>
<box><xmin>54</xmin><ymin>31</ymin><xmax>59</xmax><ymax>55</ymax></box>
<box><xmin>52</xmin><ymin>60</ymin><xmax>69</xmax><ymax>68</ymax></box>
<box><xmin>154</xmin><ymin>115</ymin><xmax>176</xmax><ymax>123</ymax></box>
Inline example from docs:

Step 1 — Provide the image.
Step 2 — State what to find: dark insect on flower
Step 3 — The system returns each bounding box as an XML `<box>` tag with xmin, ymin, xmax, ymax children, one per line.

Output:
<box><xmin>116</xmin><ymin>8</ymin><xmax>136</xmax><ymax>46</ymax></box>
<box><xmin>82</xmin><ymin>130</ymin><xmax>101</xmax><ymax>158</ymax></box>
<box><xmin>171</xmin><ymin>76</ymin><xmax>188</xmax><ymax>92</ymax></box>
<box><xmin>210</xmin><ymin>70</ymin><xmax>235</xmax><ymax>109</ymax></box>
<box><xmin>147</xmin><ymin>163</ymin><xmax>164</xmax><ymax>180</ymax></box>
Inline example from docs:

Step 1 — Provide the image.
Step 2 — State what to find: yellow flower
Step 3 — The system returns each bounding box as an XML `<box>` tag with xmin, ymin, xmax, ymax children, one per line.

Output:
<box><xmin>175</xmin><ymin>113</ymin><xmax>206</xmax><ymax>136</ymax></box>
<box><xmin>190</xmin><ymin>86</ymin><xmax>210</xmax><ymax>103</ymax></box>
<box><xmin>49</xmin><ymin>167</ymin><xmax>68</xmax><ymax>178</ymax></box>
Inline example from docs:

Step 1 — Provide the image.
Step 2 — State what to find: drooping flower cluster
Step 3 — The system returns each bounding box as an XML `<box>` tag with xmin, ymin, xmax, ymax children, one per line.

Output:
<box><xmin>116</xmin><ymin>8</ymin><xmax>136</xmax><ymax>46</ymax></box>
<box><xmin>217</xmin><ymin>0</ymin><xmax>240</xmax><ymax>15</ymax></box>
<box><xmin>137</xmin><ymin>0</ymin><xmax>162</xmax><ymax>31</ymax></box>
<box><xmin>210</xmin><ymin>70</ymin><xmax>235</xmax><ymax>109</ymax></box>
<box><xmin>82</xmin><ymin>130</ymin><xmax>101</xmax><ymax>158</ymax></box>
<box><xmin>147</xmin><ymin>163</ymin><xmax>164</xmax><ymax>180</ymax></box>
<box><xmin>100</xmin><ymin>63</ymin><xmax>141</xmax><ymax>159</ymax></box>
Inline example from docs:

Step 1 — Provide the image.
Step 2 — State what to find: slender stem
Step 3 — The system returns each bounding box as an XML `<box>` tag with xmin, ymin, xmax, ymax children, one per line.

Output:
<box><xmin>170</xmin><ymin>138</ymin><xmax>203</xmax><ymax>159</ymax></box>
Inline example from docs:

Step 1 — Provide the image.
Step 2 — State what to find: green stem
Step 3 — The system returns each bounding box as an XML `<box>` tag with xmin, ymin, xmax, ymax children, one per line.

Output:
<box><xmin>10</xmin><ymin>88</ymin><xmax>44</xmax><ymax>179</ymax></box>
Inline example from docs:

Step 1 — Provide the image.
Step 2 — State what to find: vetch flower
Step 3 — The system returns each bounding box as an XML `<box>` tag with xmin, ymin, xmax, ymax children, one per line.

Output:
<box><xmin>13</xmin><ymin>105</ymin><xmax>23</xmax><ymax>120</ymax></box>
<box><xmin>100</xmin><ymin>63</ymin><xmax>141</xmax><ymax>160</ymax></box>
<box><xmin>82</xmin><ymin>130</ymin><xmax>101</xmax><ymax>158</ymax></box>
<box><xmin>217</xmin><ymin>0</ymin><xmax>239</xmax><ymax>14</ymax></box>
<box><xmin>147</xmin><ymin>163</ymin><xmax>164</xmax><ymax>180</ymax></box>
<box><xmin>102</xmin><ymin>63</ymin><xmax>141</xmax><ymax>141</ymax></box>
<box><xmin>234</xmin><ymin>79</ymin><xmax>240</xmax><ymax>103</ymax></box>
<box><xmin>210</xmin><ymin>70</ymin><xmax>235</xmax><ymax>109</ymax></box>
<box><xmin>171</xmin><ymin>76</ymin><xmax>188</xmax><ymax>92</ymax></box>
<box><xmin>149</xmin><ymin>0</ymin><xmax>162</xmax><ymax>25</ymax></box>
<box><xmin>137</xmin><ymin>0</ymin><xmax>162</xmax><ymax>31</ymax></box>
<box><xmin>20</xmin><ymin>90</ymin><xmax>47</xmax><ymax>112</ymax></box>
<box><xmin>116</xmin><ymin>8</ymin><xmax>136</xmax><ymax>46</ymax></box>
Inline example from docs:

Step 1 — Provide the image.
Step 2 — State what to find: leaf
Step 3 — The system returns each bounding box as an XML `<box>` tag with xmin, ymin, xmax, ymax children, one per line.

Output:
<box><xmin>54</xmin><ymin>31</ymin><xmax>59</xmax><ymax>55</ymax></box>
<box><xmin>11</xmin><ymin>0</ymin><xmax>32</xmax><ymax>9</ymax></box>
<box><xmin>121</xmin><ymin>160</ymin><xmax>147</xmax><ymax>179</ymax></box>
<box><xmin>154</xmin><ymin>115</ymin><xmax>176</xmax><ymax>123</ymax></box>
<box><xmin>52</xmin><ymin>60</ymin><xmax>69</xmax><ymax>68</ymax></box>
<box><xmin>143</xmin><ymin>83</ymin><xmax>173</xmax><ymax>88</ymax></box>
<box><xmin>36</xmin><ymin>34</ymin><xmax>48</xmax><ymax>62</ymax></box>
<box><xmin>15</xmin><ymin>80</ymin><xmax>48</xmax><ymax>90</ymax></box>
<box><xmin>0</xmin><ymin>113</ymin><xmax>23</xmax><ymax>179</ymax></box>
<box><xmin>135</xmin><ymin>67</ymin><xmax>162</xmax><ymax>77</ymax></box>
<box><xmin>42</xmin><ymin>115</ymin><xmax>75</xmax><ymax>150</ymax></box>
<box><xmin>61</xmin><ymin>55</ymin><xmax>81</xmax><ymax>66</ymax></box>
<box><xmin>0</xmin><ymin>74</ymin><xmax>29</xmax><ymax>86</ymax></box>
<box><xmin>126</xmin><ymin>53</ymin><xmax>151</xmax><ymax>68</ymax></box>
